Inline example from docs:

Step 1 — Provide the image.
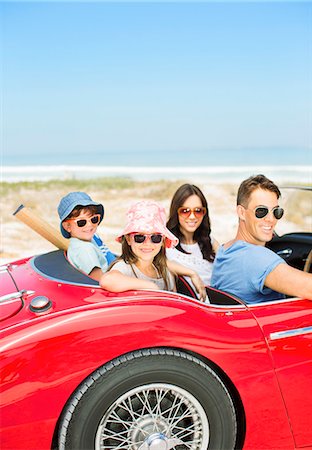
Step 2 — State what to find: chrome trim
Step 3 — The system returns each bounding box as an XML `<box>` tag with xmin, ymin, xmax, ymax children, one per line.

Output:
<box><xmin>0</xmin><ymin>290</ymin><xmax>35</xmax><ymax>304</ymax></box>
<box><xmin>270</xmin><ymin>326</ymin><xmax>312</xmax><ymax>341</ymax></box>
<box><xmin>246</xmin><ymin>296</ymin><xmax>301</xmax><ymax>307</ymax></box>
<box><xmin>276</xmin><ymin>248</ymin><xmax>292</xmax><ymax>258</ymax></box>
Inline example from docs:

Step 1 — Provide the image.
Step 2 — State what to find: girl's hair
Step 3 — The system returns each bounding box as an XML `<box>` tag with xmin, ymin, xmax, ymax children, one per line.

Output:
<box><xmin>167</xmin><ymin>183</ymin><xmax>215</xmax><ymax>262</ymax></box>
<box><xmin>111</xmin><ymin>237</ymin><xmax>172</xmax><ymax>290</ymax></box>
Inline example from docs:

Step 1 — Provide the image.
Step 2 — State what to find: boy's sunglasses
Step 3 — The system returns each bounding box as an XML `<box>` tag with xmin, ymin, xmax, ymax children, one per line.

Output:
<box><xmin>131</xmin><ymin>233</ymin><xmax>163</xmax><ymax>244</ymax></box>
<box><xmin>65</xmin><ymin>214</ymin><xmax>101</xmax><ymax>228</ymax></box>
<box><xmin>253</xmin><ymin>206</ymin><xmax>284</xmax><ymax>220</ymax></box>
<box><xmin>178</xmin><ymin>207</ymin><xmax>207</xmax><ymax>218</ymax></box>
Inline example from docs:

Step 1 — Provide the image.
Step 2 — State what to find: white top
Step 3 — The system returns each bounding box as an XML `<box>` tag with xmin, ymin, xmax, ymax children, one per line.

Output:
<box><xmin>112</xmin><ymin>260</ymin><xmax>176</xmax><ymax>292</ymax></box>
<box><xmin>167</xmin><ymin>241</ymin><xmax>214</xmax><ymax>288</ymax></box>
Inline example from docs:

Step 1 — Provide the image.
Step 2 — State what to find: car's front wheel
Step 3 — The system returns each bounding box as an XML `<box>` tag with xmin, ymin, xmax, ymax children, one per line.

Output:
<box><xmin>58</xmin><ymin>348</ymin><xmax>237</xmax><ymax>449</ymax></box>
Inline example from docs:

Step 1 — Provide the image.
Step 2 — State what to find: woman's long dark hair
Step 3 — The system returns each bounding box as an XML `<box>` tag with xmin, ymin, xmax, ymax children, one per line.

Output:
<box><xmin>167</xmin><ymin>184</ymin><xmax>215</xmax><ymax>262</ymax></box>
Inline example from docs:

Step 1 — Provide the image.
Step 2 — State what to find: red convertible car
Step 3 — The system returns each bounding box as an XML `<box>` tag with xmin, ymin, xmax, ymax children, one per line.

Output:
<box><xmin>1</xmin><ymin>197</ymin><xmax>311</xmax><ymax>450</ymax></box>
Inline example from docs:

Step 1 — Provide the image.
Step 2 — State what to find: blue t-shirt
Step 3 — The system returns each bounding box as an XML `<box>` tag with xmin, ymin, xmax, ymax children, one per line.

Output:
<box><xmin>211</xmin><ymin>241</ymin><xmax>286</xmax><ymax>304</ymax></box>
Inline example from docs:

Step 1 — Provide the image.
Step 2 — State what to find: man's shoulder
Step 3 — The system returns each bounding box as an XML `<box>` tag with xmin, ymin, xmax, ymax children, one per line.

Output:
<box><xmin>227</xmin><ymin>241</ymin><xmax>276</xmax><ymax>256</ymax></box>
<box><xmin>217</xmin><ymin>241</ymin><xmax>283</xmax><ymax>268</ymax></box>
<box><xmin>244</xmin><ymin>242</ymin><xmax>281</xmax><ymax>259</ymax></box>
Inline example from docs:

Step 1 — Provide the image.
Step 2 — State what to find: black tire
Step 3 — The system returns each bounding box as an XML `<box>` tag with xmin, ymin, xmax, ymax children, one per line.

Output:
<box><xmin>58</xmin><ymin>348</ymin><xmax>237</xmax><ymax>450</ymax></box>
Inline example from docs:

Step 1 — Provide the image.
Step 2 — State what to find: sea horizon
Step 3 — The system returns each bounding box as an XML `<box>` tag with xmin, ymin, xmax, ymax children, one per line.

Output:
<box><xmin>2</xmin><ymin>147</ymin><xmax>311</xmax><ymax>184</ymax></box>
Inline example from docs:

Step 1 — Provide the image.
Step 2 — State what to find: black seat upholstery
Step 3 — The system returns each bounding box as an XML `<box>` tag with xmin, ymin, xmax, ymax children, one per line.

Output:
<box><xmin>32</xmin><ymin>250</ymin><xmax>99</xmax><ymax>286</ymax></box>
<box><xmin>206</xmin><ymin>285</ymin><xmax>242</xmax><ymax>305</ymax></box>
<box><xmin>176</xmin><ymin>276</ymin><xmax>198</xmax><ymax>299</ymax></box>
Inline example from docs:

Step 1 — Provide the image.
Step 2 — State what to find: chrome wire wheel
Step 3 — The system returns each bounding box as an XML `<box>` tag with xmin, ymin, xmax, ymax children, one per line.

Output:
<box><xmin>59</xmin><ymin>349</ymin><xmax>237</xmax><ymax>450</ymax></box>
<box><xmin>95</xmin><ymin>383</ymin><xmax>209</xmax><ymax>449</ymax></box>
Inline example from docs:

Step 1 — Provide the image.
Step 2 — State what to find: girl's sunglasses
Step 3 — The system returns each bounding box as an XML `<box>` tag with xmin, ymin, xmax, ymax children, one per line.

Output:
<box><xmin>178</xmin><ymin>207</ymin><xmax>207</xmax><ymax>218</ymax></box>
<box><xmin>253</xmin><ymin>206</ymin><xmax>284</xmax><ymax>220</ymax></box>
<box><xmin>131</xmin><ymin>233</ymin><xmax>163</xmax><ymax>244</ymax></box>
<box><xmin>65</xmin><ymin>214</ymin><xmax>101</xmax><ymax>228</ymax></box>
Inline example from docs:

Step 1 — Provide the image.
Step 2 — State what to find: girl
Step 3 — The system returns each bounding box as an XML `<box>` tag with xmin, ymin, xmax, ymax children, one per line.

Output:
<box><xmin>166</xmin><ymin>184</ymin><xmax>219</xmax><ymax>288</ymax></box>
<box><xmin>100</xmin><ymin>200</ymin><xmax>206</xmax><ymax>299</ymax></box>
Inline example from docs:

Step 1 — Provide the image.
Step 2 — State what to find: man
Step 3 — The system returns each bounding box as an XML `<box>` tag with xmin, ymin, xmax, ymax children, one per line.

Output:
<box><xmin>211</xmin><ymin>174</ymin><xmax>312</xmax><ymax>303</ymax></box>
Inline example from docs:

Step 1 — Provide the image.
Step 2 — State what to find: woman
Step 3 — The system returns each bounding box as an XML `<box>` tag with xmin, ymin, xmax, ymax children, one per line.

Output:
<box><xmin>167</xmin><ymin>184</ymin><xmax>219</xmax><ymax>287</ymax></box>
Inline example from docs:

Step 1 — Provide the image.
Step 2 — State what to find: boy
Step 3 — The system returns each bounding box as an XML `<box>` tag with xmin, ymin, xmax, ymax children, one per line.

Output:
<box><xmin>58</xmin><ymin>191</ymin><xmax>116</xmax><ymax>281</ymax></box>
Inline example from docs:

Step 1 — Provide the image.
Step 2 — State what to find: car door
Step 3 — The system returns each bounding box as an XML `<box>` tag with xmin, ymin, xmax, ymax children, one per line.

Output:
<box><xmin>251</xmin><ymin>298</ymin><xmax>312</xmax><ymax>448</ymax></box>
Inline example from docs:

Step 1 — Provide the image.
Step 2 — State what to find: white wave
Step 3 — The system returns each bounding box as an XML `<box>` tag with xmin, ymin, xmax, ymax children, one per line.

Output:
<box><xmin>2</xmin><ymin>164</ymin><xmax>311</xmax><ymax>184</ymax></box>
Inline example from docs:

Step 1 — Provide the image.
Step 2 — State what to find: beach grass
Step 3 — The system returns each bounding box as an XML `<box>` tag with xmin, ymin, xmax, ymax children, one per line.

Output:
<box><xmin>1</xmin><ymin>177</ymin><xmax>187</xmax><ymax>199</ymax></box>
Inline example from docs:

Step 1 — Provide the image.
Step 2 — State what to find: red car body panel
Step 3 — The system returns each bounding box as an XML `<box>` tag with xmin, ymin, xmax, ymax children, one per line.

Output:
<box><xmin>1</xmin><ymin>256</ymin><xmax>312</xmax><ymax>450</ymax></box>
<box><xmin>251</xmin><ymin>301</ymin><xmax>312</xmax><ymax>447</ymax></box>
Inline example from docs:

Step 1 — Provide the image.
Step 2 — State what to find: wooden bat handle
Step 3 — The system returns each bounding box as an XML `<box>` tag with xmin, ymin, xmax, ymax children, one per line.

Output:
<box><xmin>13</xmin><ymin>204</ymin><xmax>69</xmax><ymax>251</ymax></box>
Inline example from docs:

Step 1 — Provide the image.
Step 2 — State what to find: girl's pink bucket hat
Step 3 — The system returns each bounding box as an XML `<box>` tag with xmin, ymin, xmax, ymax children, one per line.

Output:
<box><xmin>116</xmin><ymin>200</ymin><xmax>179</xmax><ymax>249</ymax></box>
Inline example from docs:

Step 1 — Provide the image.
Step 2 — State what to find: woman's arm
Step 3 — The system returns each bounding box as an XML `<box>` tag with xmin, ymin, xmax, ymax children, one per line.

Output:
<box><xmin>167</xmin><ymin>260</ymin><xmax>206</xmax><ymax>301</ymax></box>
<box><xmin>100</xmin><ymin>270</ymin><xmax>160</xmax><ymax>292</ymax></box>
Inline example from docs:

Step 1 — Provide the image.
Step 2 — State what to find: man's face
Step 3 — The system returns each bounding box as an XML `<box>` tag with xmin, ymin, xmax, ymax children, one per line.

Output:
<box><xmin>238</xmin><ymin>188</ymin><xmax>281</xmax><ymax>245</ymax></box>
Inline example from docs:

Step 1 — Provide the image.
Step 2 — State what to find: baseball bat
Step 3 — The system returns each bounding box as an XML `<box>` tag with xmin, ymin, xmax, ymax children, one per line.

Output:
<box><xmin>13</xmin><ymin>204</ymin><xmax>69</xmax><ymax>251</ymax></box>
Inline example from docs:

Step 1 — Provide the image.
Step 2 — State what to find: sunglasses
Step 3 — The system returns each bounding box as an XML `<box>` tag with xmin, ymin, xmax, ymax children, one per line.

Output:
<box><xmin>65</xmin><ymin>214</ymin><xmax>101</xmax><ymax>228</ymax></box>
<box><xmin>178</xmin><ymin>207</ymin><xmax>207</xmax><ymax>218</ymax></box>
<box><xmin>253</xmin><ymin>206</ymin><xmax>284</xmax><ymax>220</ymax></box>
<box><xmin>131</xmin><ymin>233</ymin><xmax>163</xmax><ymax>244</ymax></box>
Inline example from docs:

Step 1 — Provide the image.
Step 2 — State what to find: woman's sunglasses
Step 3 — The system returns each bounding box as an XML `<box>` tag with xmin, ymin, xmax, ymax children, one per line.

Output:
<box><xmin>65</xmin><ymin>214</ymin><xmax>101</xmax><ymax>228</ymax></box>
<box><xmin>253</xmin><ymin>206</ymin><xmax>284</xmax><ymax>220</ymax></box>
<box><xmin>178</xmin><ymin>207</ymin><xmax>207</xmax><ymax>218</ymax></box>
<box><xmin>131</xmin><ymin>233</ymin><xmax>163</xmax><ymax>244</ymax></box>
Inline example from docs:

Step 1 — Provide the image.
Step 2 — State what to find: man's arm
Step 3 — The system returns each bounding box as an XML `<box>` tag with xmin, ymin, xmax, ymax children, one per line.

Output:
<box><xmin>265</xmin><ymin>264</ymin><xmax>312</xmax><ymax>299</ymax></box>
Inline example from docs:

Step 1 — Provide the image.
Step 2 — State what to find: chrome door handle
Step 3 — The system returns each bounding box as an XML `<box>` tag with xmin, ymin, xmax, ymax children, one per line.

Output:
<box><xmin>276</xmin><ymin>248</ymin><xmax>292</xmax><ymax>258</ymax></box>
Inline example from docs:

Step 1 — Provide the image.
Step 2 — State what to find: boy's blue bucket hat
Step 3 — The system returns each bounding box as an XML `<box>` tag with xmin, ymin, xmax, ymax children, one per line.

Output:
<box><xmin>58</xmin><ymin>191</ymin><xmax>104</xmax><ymax>238</ymax></box>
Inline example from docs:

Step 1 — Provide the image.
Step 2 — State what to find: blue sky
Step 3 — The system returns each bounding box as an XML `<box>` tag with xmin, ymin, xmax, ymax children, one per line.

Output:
<box><xmin>1</xmin><ymin>1</ymin><xmax>311</xmax><ymax>165</ymax></box>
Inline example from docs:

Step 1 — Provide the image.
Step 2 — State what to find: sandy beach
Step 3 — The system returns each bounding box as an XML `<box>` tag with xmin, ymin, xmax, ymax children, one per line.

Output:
<box><xmin>1</xmin><ymin>176</ymin><xmax>311</xmax><ymax>265</ymax></box>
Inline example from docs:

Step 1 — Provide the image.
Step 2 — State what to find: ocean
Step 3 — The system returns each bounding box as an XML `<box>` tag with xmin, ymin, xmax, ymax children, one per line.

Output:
<box><xmin>2</xmin><ymin>148</ymin><xmax>312</xmax><ymax>184</ymax></box>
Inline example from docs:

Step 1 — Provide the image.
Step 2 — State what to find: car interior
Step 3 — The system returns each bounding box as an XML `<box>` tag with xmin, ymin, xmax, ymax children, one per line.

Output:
<box><xmin>266</xmin><ymin>232</ymin><xmax>312</xmax><ymax>273</ymax></box>
<box><xmin>32</xmin><ymin>250</ymin><xmax>242</xmax><ymax>306</ymax></box>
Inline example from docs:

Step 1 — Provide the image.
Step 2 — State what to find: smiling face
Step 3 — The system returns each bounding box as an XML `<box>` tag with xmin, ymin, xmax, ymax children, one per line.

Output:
<box><xmin>237</xmin><ymin>188</ymin><xmax>281</xmax><ymax>245</ymax></box>
<box><xmin>126</xmin><ymin>232</ymin><xmax>164</xmax><ymax>263</ymax></box>
<box><xmin>62</xmin><ymin>208</ymin><xmax>100</xmax><ymax>242</ymax></box>
<box><xmin>178</xmin><ymin>194</ymin><xmax>205</xmax><ymax>240</ymax></box>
